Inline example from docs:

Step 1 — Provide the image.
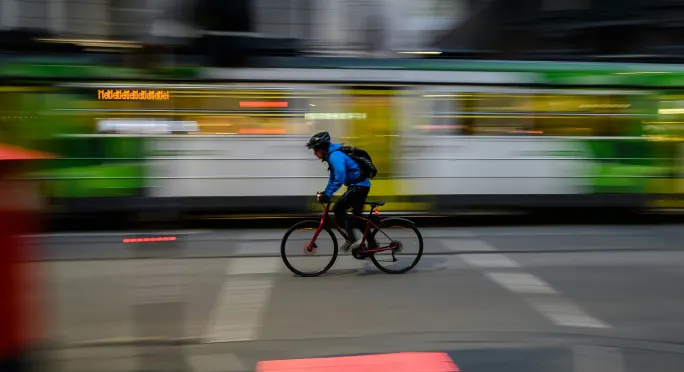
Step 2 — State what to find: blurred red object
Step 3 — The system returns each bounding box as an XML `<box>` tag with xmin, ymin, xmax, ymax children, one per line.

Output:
<box><xmin>0</xmin><ymin>143</ymin><xmax>56</xmax><ymax>161</ymax></box>
<box><xmin>0</xmin><ymin>143</ymin><xmax>55</xmax><ymax>371</ymax></box>
<box><xmin>257</xmin><ymin>352</ymin><xmax>460</xmax><ymax>372</ymax></box>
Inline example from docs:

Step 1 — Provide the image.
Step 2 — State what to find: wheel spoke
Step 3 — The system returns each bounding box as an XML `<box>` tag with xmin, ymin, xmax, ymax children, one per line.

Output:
<box><xmin>369</xmin><ymin>219</ymin><xmax>423</xmax><ymax>274</ymax></box>
<box><xmin>281</xmin><ymin>220</ymin><xmax>338</xmax><ymax>277</ymax></box>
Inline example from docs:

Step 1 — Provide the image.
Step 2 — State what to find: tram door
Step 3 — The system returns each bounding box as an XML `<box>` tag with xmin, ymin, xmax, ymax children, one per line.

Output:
<box><xmin>649</xmin><ymin>97</ymin><xmax>684</xmax><ymax>200</ymax></box>
<box><xmin>343</xmin><ymin>87</ymin><xmax>398</xmax><ymax>204</ymax></box>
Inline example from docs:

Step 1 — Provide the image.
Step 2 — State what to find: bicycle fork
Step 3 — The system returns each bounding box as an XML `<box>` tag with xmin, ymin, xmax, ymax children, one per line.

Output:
<box><xmin>305</xmin><ymin>207</ymin><xmax>329</xmax><ymax>254</ymax></box>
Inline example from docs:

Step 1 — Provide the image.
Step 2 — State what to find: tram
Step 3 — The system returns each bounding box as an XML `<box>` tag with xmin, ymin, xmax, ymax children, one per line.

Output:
<box><xmin>3</xmin><ymin>58</ymin><xmax>683</xmax><ymax>215</ymax></box>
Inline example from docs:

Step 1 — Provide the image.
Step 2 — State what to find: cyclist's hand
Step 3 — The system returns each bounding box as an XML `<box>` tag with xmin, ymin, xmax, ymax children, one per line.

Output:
<box><xmin>317</xmin><ymin>193</ymin><xmax>331</xmax><ymax>203</ymax></box>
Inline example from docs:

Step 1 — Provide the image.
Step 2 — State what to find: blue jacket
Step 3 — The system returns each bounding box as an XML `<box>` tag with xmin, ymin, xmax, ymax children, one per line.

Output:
<box><xmin>323</xmin><ymin>143</ymin><xmax>372</xmax><ymax>197</ymax></box>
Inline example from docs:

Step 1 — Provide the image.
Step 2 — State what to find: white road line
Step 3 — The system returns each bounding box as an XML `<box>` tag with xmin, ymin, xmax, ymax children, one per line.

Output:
<box><xmin>134</xmin><ymin>259</ymin><xmax>185</xmax><ymax>305</ymax></box>
<box><xmin>528</xmin><ymin>296</ymin><xmax>611</xmax><ymax>329</ymax></box>
<box><xmin>461</xmin><ymin>254</ymin><xmax>522</xmax><ymax>268</ymax></box>
<box><xmin>485</xmin><ymin>272</ymin><xmax>558</xmax><ymax>294</ymax></box>
<box><xmin>441</xmin><ymin>239</ymin><xmax>497</xmax><ymax>252</ymax></box>
<box><xmin>203</xmin><ymin>258</ymin><xmax>280</xmax><ymax>343</ymax></box>
<box><xmin>203</xmin><ymin>277</ymin><xmax>274</xmax><ymax>342</ymax></box>
<box><xmin>456</xmin><ymin>239</ymin><xmax>611</xmax><ymax>329</ymax></box>
<box><xmin>572</xmin><ymin>346</ymin><xmax>625</xmax><ymax>372</ymax></box>
<box><xmin>331</xmin><ymin>256</ymin><xmax>376</xmax><ymax>272</ymax></box>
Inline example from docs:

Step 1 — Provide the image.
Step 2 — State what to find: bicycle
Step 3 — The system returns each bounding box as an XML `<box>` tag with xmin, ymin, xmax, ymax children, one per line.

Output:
<box><xmin>280</xmin><ymin>190</ymin><xmax>424</xmax><ymax>277</ymax></box>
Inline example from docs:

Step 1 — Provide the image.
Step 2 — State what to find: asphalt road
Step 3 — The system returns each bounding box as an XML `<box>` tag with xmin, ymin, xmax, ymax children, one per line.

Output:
<box><xmin>36</xmin><ymin>225</ymin><xmax>684</xmax><ymax>372</ymax></box>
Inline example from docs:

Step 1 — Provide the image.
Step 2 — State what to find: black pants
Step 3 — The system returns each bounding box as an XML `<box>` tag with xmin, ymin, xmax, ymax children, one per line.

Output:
<box><xmin>333</xmin><ymin>186</ymin><xmax>370</xmax><ymax>241</ymax></box>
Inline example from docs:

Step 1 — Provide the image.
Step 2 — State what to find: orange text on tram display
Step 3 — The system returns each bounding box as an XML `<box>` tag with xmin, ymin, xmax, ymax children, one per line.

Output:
<box><xmin>98</xmin><ymin>89</ymin><xmax>170</xmax><ymax>100</ymax></box>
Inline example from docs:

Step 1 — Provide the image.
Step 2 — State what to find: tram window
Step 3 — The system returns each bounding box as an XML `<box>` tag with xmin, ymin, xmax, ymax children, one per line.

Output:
<box><xmin>421</xmin><ymin>96</ymin><xmax>466</xmax><ymax>135</ymax></box>
<box><xmin>422</xmin><ymin>91</ymin><xmax>643</xmax><ymax>137</ymax></box>
<box><xmin>188</xmin><ymin>115</ymin><xmax>299</xmax><ymax>135</ymax></box>
<box><xmin>421</xmin><ymin>93</ymin><xmax>533</xmax><ymax>135</ymax></box>
<box><xmin>653</xmin><ymin>96</ymin><xmax>684</xmax><ymax>138</ymax></box>
<box><xmin>460</xmin><ymin>96</ymin><xmax>475</xmax><ymax>135</ymax></box>
<box><xmin>468</xmin><ymin>93</ymin><xmax>534</xmax><ymax>135</ymax></box>
<box><xmin>529</xmin><ymin>94</ymin><xmax>638</xmax><ymax>137</ymax></box>
<box><xmin>160</xmin><ymin>88</ymin><xmax>321</xmax><ymax>135</ymax></box>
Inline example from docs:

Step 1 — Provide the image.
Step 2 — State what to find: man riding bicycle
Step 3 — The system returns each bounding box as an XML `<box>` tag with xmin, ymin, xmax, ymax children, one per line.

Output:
<box><xmin>306</xmin><ymin>132</ymin><xmax>371</xmax><ymax>253</ymax></box>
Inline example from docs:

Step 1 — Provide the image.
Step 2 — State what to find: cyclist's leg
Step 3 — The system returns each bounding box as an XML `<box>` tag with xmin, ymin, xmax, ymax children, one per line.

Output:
<box><xmin>344</xmin><ymin>186</ymin><xmax>370</xmax><ymax>250</ymax></box>
<box><xmin>332</xmin><ymin>189</ymin><xmax>352</xmax><ymax>240</ymax></box>
<box><xmin>349</xmin><ymin>186</ymin><xmax>370</xmax><ymax>220</ymax></box>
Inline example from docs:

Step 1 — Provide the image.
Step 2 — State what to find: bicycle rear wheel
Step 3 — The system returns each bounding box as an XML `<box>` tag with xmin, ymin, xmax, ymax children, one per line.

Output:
<box><xmin>369</xmin><ymin>218</ymin><xmax>423</xmax><ymax>274</ymax></box>
<box><xmin>281</xmin><ymin>220</ymin><xmax>338</xmax><ymax>277</ymax></box>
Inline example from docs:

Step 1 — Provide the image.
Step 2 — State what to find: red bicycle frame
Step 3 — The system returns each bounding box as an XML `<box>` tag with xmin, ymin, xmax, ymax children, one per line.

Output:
<box><xmin>306</xmin><ymin>202</ymin><xmax>396</xmax><ymax>254</ymax></box>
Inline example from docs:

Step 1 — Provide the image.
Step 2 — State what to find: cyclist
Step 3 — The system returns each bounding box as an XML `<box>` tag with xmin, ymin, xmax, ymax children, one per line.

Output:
<box><xmin>306</xmin><ymin>132</ymin><xmax>371</xmax><ymax>253</ymax></box>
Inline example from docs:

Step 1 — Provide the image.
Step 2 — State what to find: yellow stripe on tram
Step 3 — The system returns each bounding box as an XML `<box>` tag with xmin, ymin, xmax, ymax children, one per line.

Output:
<box><xmin>340</xmin><ymin>88</ymin><xmax>431</xmax><ymax>212</ymax></box>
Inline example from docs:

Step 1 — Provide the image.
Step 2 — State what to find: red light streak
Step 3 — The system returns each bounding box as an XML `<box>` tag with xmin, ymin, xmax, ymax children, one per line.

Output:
<box><xmin>123</xmin><ymin>236</ymin><xmax>177</xmax><ymax>243</ymax></box>
<box><xmin>239</xmin><ymin>101</ymin><xmax>288</xmax><ymax>108</ymax></box>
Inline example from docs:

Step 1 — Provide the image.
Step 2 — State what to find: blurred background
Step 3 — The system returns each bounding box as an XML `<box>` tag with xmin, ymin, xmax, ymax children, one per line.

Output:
<box><xmin>2</xmin><ymin>1</ymin><xmax>684</xmax><ymax>371</ymax></box>
<box><xmin>0</xmin><ymin>0</ymin><xmax>683</xmax><ymax>223</ymax></box>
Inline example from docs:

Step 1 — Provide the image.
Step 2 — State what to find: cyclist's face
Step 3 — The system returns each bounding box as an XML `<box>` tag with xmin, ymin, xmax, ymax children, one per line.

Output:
<box><xmin>314</xmin><ymin>148</ymin><xmax>324</xmax><ymax>159</ymax></box>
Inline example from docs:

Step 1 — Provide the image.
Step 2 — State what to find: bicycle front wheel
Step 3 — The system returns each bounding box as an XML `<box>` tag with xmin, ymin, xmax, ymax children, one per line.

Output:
<box><xmin>369</xmin><ymin>218</ymin><xmax>424</xmax><ymax>274</ymax></box>
<box><xmin>281</xmin><ymin>220</ymin><xmax>338</xmax><ymax>277</ymax></box>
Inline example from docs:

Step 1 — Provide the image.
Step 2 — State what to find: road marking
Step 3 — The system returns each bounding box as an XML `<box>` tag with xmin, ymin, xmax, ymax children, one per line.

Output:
<box><xmin>573</xmin><ymin>346</ymin><xmax>624</xmax><ymax>372</ymax></box>
<box><xmin>485</xmin><ymin>272</ymin><xmax>558</xmax><ymax>294</ymax></box>
<box><xmin>204</xmin><ymin>258</ymin><xmax>280</xmax><ymax>342</ymax></box>
<box><xmin>330</xmin><ymin>256</ymin><xmax>375</xmax><ymax>272</ymax></box>
<box><xmin>203</xmin><ymin>277</ymin><xmax>274</xmax><ymax>342</ymax></box>
<box><xmin>456</xmin><ymin>240</ymin><xmax>611</xmax><ymax>329</ymax></box>
<box><xmin>528</xmin><ymin>296</ymin><xmax>610</xmax><ymax>328</ymax></box>
<box><xmin>461</xmin><ymin>254</ymin><xmax>522</xmax><ymax>268</ymax></box>
<box><xmin>441</xmin><ymin>239</ymin><xmax>497</xmax><ymax>252</ymax></box>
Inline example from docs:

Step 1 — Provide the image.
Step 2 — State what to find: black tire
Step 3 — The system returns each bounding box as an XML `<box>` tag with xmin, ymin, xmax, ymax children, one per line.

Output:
<box><xmin>281</xmin><ymin>220</ymin><xmax>338</xmax><ymax>277</ymax></box>
<box><xmin>369</xmin><ymin>218</ymin><xmax>423</xmax><ymax>274</ymax></box>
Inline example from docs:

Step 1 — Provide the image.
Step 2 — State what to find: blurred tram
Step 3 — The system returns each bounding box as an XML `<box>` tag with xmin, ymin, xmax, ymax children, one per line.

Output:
<box><xmin>4</xmin><ymin>58</ymin><xmax>684</xmax><ymax>216</ymax></box>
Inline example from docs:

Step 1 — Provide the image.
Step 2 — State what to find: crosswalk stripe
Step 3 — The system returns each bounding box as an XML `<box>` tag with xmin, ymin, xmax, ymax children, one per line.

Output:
<box><xmin>461</xmin><ymin>254</ymin><xmax>522</xmax><ymax>268</ymax></box>
<box><xmin>203</xmin><ymin>277</ymin><xmax>275</xmax><ymax>342</ymax></box>
<box><xmin>528</xmin><ymin>296</ymin><xmax>611</xmax><ymax>329</ymax></box>
<box><xmin>441</xmin><ymin>239</ymin><xmax>497</xmax><ymax>252</ymax></box>
<box><xmin>485</xmin><ymin>272</ymin><xmax>558</xmax><ymax>294</ymax></box>
<box><xmin>453</xmin><ymin>239</ymin><xmax>611</xmax><ymax>329</ymax></box>
<box><xmin>204</xmin><ymin>258</ymin><xmax>280</xmax><ymax>343</ymax></box>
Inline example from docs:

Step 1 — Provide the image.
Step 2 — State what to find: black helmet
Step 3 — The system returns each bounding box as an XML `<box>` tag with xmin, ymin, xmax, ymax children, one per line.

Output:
<box><xmin>306</xmin><ymin>131</ymin><xmax>331</xmax><ymax>150</ymax></box>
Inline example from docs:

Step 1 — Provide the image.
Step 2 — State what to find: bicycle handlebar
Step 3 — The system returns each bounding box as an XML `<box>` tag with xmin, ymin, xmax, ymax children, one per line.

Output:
<box><xmin>315</xmin><ymin>192</ymin><xmax>332</xmax><ymax>208</ymax></box>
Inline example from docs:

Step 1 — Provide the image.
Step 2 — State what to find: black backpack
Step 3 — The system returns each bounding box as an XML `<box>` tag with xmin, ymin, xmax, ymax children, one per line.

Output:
<box><xmin>339</xmin><ymin>145</ymin><xmax>378</xmax><ymax>182</ymax></box>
